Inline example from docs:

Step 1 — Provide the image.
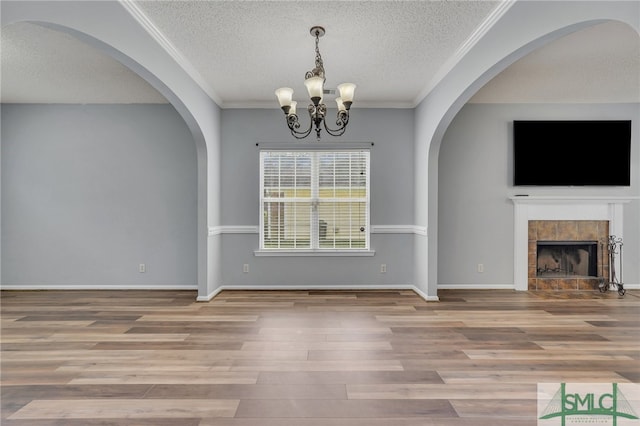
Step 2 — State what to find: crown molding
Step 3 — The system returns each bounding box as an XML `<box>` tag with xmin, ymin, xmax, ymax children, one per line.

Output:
<box><xmin>222</xmin><ymin>100</ymin><xmax>416</xmax><ymax>110</ymax></box>
<box><xmin>118</xmin><ymin>0</ymin><xmax>223</xmax><ymax>106</ymax></box>
<box><xmin>412</xmin><ymin>0</ymin><xmax>516</xmax><ymax>107</ymax></box>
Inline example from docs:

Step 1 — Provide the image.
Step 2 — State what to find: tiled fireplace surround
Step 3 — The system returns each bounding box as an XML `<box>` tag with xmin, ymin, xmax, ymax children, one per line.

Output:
<box><xmin>528</xmin><ymin>220</ymin><xmax>608</xmax><ymax>290</ymax></box>
<box><xmin>511</xmin><ymin>197</ymin><xmax>629</xmax><ymax>291</ymax></box>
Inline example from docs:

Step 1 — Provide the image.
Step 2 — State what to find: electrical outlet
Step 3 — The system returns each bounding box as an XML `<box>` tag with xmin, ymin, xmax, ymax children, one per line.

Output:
<box><xmin>477</xmin><ymin>263</ymin><xmax>484</xmax><ymax>273</ymax></box>
<box><xmin>243</xmin><ymin>264</ymin><xmax>249</xmax><ymax>273</ymax></box>
<box><xmin>139</xmin><ymin>263</ymin><xmax>146</xmax><ymax>273</ymax></box>
<box><xmin>380</xmin><ymin>264</ymin><xmax>387</xmax><ymax>273</ymax></box>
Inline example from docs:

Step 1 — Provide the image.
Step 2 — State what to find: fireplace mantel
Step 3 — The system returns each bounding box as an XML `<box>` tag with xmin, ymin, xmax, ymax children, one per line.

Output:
<box><xmin>510</xmin><ymin>195</ymin><xmax>635</xmax><ymax>205</ymax></box>
<box><xmin>510</xmin><ymin>196</ymin><xmax>634</xmax><ymax>290</ymax></box>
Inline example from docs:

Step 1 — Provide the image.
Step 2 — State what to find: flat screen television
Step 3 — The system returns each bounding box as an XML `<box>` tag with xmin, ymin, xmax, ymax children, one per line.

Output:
<box><xmin>513</xmin><ymin>120</ymin><xmax>631</xmax><ymax>186</ymax></box>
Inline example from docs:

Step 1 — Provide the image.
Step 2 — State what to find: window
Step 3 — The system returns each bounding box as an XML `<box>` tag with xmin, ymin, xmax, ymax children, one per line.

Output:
<box><xmin>260</xmin><ymin>150</ymin><xmax>370</xmax><ymax>252</ymax></box>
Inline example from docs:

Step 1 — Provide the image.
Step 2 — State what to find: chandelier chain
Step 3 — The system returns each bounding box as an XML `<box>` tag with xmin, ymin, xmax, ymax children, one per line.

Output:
<box><xmin>305</xmin><ymin>29</ymin><xmax>325</xmax><ymax>81</ymax></box>
<box><xmin>314</xmin><ymin>30</ymin><xmax>324</xmax><ymax>75</ymax></box>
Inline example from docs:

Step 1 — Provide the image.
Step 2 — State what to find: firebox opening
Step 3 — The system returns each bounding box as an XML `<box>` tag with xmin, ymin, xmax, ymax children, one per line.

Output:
<box><xmin>536</xmin><ymin>241</ymin><xmax>598</xmax><ymax>278</ymax></box>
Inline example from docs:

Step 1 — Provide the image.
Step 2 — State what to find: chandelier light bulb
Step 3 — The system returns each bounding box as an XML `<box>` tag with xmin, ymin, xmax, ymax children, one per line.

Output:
<box><xmin>289</xmin><ymin>101</ymin><xmax>297</xmax><ymax>116</ymax></box>
<box><xmin>335</xmin><ymin>97</ymin><xmax>346</xmax><ymax>112</ymax></box>
<box><xmin>275</xmin><ymin>87</ymin><xmax>293</xmax><ymax>108</ymax></box>
<box><xmin>304</xmin><ymin>76</ymin><xmax>324</xmax><ymax>104</ymax></box>
<box><xmin>337</xmin><ymin>83</ymin><xmax>356</xmax><ymax>104</ymax></box>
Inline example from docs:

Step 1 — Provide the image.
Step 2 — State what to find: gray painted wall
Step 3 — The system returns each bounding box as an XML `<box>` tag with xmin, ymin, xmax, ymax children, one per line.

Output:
<box><xmin>2</xmin><ymin>102</ymin><xmax>637</xmax><ymax>290</ymax></box>
<box><xmin>220</xmin><ymin>108</ymin><xmax>415</xmax><ymax>287</ymax></box>
<box><xmin>1</xmin><ymin>104</ymin><xmax>198</xmax><ymax>287</ymax></box>
<box><xmin>438</xmin><ymin>103</ymin><xmax>640</xmax><ymax>286</ymax></box>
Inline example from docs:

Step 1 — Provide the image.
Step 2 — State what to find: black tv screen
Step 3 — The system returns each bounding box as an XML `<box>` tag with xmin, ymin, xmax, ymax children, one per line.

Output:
<box><xmin>513</xmin><ymin>120</ymin><xmax>631</xmax><ymax>186</ymax></box>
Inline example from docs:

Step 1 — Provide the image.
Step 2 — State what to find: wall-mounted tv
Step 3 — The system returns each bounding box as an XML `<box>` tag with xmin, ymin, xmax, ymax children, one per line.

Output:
<box><xmin>513</xmin><ymin>120</ymin><xmax>631</xmax><ymax>186</ymax></box>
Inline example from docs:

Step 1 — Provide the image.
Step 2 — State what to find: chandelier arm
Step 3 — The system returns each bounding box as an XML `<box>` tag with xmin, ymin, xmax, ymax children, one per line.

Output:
<box><xmin>322</xmin><ymin>110</ymin><xmax>350</xmax><ymax>137</ymax></box>
<box><xmin>286</xmin><ymin>113</ymin><xmax>314</xmax><ymax>139</ymax></box>
<box><xmin>323</xmin><ymin>124</ymin><xmax>347</xmax><ymax>137</ymax></box>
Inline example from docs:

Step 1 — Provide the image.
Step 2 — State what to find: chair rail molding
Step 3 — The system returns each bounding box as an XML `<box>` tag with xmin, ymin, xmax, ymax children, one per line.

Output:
<box><xmin>209</xmin><ymin>225</ymin><xmax>426</xmax><ymax>236</ymax></box>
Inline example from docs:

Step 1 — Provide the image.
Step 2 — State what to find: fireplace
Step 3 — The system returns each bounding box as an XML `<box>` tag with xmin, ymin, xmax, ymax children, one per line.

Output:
<box><xmin>528</xmin><ymin>220</ymin><xmax>608</xmax><ymax>290</ymax></box>
<box><xmin>510</xmin><ymin>196</ymin><xmax>628</xmax><ymax>291</ymax></box>
<box><xmin>536</xmin><ymin>241</ymin><xmax>598</xmax><ymax>278</ymax></box>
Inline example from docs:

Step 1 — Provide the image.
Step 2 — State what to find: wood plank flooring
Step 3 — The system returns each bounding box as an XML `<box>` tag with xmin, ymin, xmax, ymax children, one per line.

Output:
<box><xmin>1</xmin><ymin>288</ymin><xmax>639</xmax><ymax>425</ymax></box>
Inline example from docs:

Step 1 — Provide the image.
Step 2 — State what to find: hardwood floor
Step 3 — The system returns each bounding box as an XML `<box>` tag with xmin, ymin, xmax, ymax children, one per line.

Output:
<box><xmin>1</xmin><ymin>288</ymin><xmax>638</xmax><ymax>425</ymax></box>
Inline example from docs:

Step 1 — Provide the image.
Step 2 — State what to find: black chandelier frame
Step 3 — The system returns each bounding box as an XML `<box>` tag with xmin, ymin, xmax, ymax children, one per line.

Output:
<box><xmin>278</xmin><ymin>26</ymin><xmax>353</xmax><ymax>141</ymax></box>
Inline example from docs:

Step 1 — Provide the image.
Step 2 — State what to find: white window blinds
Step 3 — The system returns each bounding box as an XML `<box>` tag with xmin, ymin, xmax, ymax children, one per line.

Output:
<box><xmin>260</xmin><ymin>150</ymin><xmax>370</xmax><ymax>251</ymax></box>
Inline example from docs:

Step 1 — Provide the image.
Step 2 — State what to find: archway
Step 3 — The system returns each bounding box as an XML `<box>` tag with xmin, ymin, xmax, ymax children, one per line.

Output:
<box><xmin>2</xmin><ymin>1</ymin><xmax>221</xmax><ymax>299</ymax></box>
<box><xmin>416</xmin><ymin>0</ymin><xmax>639</xmax><ymax>299</ymax></box>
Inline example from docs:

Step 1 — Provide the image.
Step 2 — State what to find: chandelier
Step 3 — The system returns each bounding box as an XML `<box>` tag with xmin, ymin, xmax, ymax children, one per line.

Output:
<box><xmin>275</xmin><ymin>26</ymin><xmax>356</xmax><ymax>140</ymax></box>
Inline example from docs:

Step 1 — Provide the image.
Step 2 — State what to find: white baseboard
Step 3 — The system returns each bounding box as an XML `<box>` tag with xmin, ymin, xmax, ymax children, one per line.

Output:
<box><xmin>621</xmin><ymin>283</ymin><xmax>640</xmax><ymax>290</ymax></box>
<box><xmin>439</xmin><ymin>283</ymin><xmax>640</xmax><ymax>290</ymax></box>
<box><xmin>198</xmin><ymin>284</ymin><xmax>439</xmax><ymax>302</ymax></box>
<box><xmin>196</xmin><ymin>286</ymin><xmax>225</xmax><ymax>302</ymax></box>
<box><xmin>411</xmin><ymin>285</ymin><xmax>439</xmax><ymax>302</ymax></box>
<box><xmin>438</xmin><ymin>284</ymin><xmax>515</xmax><ymax>290</ymax></box>
<box><xmin>197</xmin><ymin>282</ymin><xmax>638</xmax><ymax>302</ymax></box>
<box><xmin>0</xmin><ymin>284</ymin><xmax>197</xmax><ymax>291</ymax></box>
<box><xmin>4</xmin><ymin>283</ymin><xmax>633</xmax><ymax>304</ymax></box>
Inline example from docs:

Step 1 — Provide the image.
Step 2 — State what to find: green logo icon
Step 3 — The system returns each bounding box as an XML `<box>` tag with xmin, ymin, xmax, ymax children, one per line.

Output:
<box><xmin>539</xmin><ymin>383</ymin><xmax>639</xmax><ymax>425</ymax></box>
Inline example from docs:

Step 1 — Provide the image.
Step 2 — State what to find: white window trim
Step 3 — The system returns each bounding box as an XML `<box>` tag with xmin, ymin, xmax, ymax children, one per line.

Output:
<box><xmin>254</xmin><ymin>249</ymin><xmax>375</xmax><ymax>257</ymax></box>
<box><xmin>259</xmin><ymin>148</ymin><xmax>372</xmax><ymax>255</ymax></box>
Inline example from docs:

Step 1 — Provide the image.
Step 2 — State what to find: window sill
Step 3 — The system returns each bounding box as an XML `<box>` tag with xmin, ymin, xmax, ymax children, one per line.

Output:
<box><xmin>254</xmin><ymin>249</ymin><xmax>375</xmax><ymax>257</ymax></box>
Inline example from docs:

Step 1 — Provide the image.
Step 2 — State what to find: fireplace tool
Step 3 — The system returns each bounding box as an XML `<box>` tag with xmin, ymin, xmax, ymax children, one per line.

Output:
<box><xmin>598</xmin><ymin>235</ymin><xmax>625</xmax><ymax>296</ymax></box>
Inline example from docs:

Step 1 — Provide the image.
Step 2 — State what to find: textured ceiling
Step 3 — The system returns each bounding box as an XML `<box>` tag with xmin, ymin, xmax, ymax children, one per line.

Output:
<box><xmin>470</xmin><ymin>20</ymin><xmax>640</xmax><ymax>104</ymax></box>
<box><xmin>1</xmin><ymin>1</ymin><xmax>638</xmax><ymax>107</ymax></box>
<box><xmin>134</xmin><ymin>0</ymin><xmax>500</xmax><ymax>107</ymax></box>
<box><xmin>1</xmin><ymin>22</ymin><xmax>168</xmax><ymax>104</ymax></box>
